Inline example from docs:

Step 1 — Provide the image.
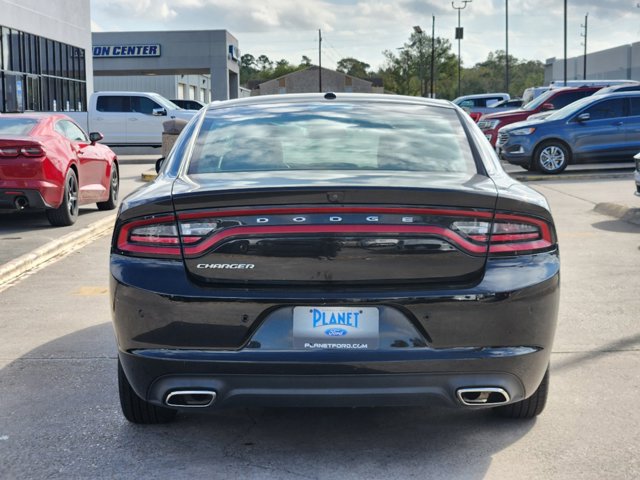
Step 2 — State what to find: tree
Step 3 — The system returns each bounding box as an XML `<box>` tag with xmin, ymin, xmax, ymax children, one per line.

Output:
<box><xmin>461</xmin><ymin>50</ymin><xmax>544</xmax><ymax>98</ymax></box>
<box><xmin>378</xmin><ymin>30</ymin><xmax>457</xmax><ymax>98</ymax></box>
<box><xmin>300</xmin><ymin>55</ymin><xmax>312</xmax><ymax>67</ymax></box>
<box><xmin>256</xmin><ymin>55</ymin><xmax>273</xmax><ymax>72</ymax></box>
<box><xmin>336</xmin><ymin>57</ymin><xmax>371</xmax><ymax>79</ymax></box>
<box><xmin>240</xmin><ymin>54</ymin><xmax>258</xmax><ymax>84</ymax></box>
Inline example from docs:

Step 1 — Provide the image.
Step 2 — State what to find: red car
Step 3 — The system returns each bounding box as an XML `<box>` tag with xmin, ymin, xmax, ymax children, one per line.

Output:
<box><xmin>0</xmin><ymin>113</ymin><xmax>119</xmax><ymax>226</ymax></box>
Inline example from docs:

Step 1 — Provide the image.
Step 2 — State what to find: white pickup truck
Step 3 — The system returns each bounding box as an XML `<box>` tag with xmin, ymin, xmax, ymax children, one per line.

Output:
<box><xmin>63</xmin><ymin>92</ymin><xmax>196</xmax><ymax>147</ymax></box>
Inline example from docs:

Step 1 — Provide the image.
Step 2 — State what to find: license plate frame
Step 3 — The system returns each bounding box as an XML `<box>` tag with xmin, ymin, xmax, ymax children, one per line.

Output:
<box><xmin>292</xmin><ymin>306</ymin><xmax>379</xmax><ymax>350</ymax></box>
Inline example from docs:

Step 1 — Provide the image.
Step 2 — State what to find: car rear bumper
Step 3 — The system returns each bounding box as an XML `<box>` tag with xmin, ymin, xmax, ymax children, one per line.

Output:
<box><xmin>111</xmin><ymin>251</ymin><xmax>560</xmax><ymax>410</ymax></box>
<box><xmin>120</xmin><ymin>350</ymin><xmax>541</xmax><ymax>409</ymax></box>
<box><xmin>0</xmin><ymin>188</ymin><xmax>50</xmax><ymax>209</ymax></box>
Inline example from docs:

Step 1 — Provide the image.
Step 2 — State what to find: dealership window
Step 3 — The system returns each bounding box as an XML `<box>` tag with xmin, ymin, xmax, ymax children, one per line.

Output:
<box><xmin>0</xmin><ymin>23</ymin><xmax>86</xmax><ymax>112</ymax></box>
<box><xmin>189</xmin><ymin>85</ymin><xmax>196</xmax><ymax>100</ymax></box>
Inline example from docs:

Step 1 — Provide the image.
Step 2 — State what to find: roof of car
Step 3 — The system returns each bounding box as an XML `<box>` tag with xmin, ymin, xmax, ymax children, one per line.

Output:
<box><xmin>204</xmin><ymin>92</ymin><xmax>454</xmax><ymax>112</ymax></box>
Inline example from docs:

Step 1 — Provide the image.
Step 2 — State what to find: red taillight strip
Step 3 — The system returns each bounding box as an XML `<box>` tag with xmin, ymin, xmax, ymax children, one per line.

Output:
<box><xmin>177</xmin><ymin>207</ymin><xmax>494</xmax><ymax>220</ymax></box>
<box><xmin>488</xmin><ymin>232</ymin><xmax>540</xmax><ymax>242</ymax></box>
<box><xmin>129</xmin><ymin>235</ymin><xmax>180</xmax><ymax>245</ymax></box>
<box><xmin>182</xmin><ymin>224</ymin><xmax>488</xmax><ymax>257</ymax></box>
<box><xmin>489</xmin><ymin>240</ymin><xmax>551</xmax><ymax>253</ymax></box>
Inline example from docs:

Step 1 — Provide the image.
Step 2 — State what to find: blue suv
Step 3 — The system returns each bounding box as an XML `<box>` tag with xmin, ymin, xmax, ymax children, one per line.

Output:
<box><xmin>497</xmin><ymin>92</ymin><xmax>640</xmax><ymax>173</ymax></box>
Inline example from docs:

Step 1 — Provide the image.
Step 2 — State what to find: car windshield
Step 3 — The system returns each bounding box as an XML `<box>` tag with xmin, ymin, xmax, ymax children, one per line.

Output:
<box><xmin>187</xmin><ymin>102</ymin><xmax>477</xmax><ymax>174</ymax></box>
<box><xmin>521</xmin><ymin>90</ymin><xmax>557</xmax><ymax>111</ymax></box>
<box><xmin>149</xmin><ymin>93</ymin><xmax>182</xmax><ymax>110</ymax></box>
<box><xmin>544</xmin><ymin>96</ymin><xmax>597</xmax><ymax>121</ymax></box>
<box><xmin>0</xmin><ymin>118</ymin><xmax>38</xmax><ymax>135</ymax></box>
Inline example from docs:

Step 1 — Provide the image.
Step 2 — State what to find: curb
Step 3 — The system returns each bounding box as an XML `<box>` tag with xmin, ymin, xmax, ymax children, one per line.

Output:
<box><xmin>0</xmin><ymin>214</ymin><xmax>116</xmax><ymax>288</ymax></box>
<box><xmin>512</xmin><ymin>171</ymin><xmax>633</xmax><ymax>182</ymax></box>
<box><xmin>141</xmin><ymin>169</ymin><xmax>157</xmax><ymax>182</ymax></box>
<box><xmin>594</xmin><ymin>202</ymin><xmax>640</xmax><ymax>226</ymax></box>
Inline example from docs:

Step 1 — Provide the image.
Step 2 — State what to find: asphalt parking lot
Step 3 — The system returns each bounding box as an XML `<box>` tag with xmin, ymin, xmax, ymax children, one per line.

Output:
<box><xmin>0</xmin><ymin>161</ymin><xmax>639</xmax><ymax>479</ymax></box>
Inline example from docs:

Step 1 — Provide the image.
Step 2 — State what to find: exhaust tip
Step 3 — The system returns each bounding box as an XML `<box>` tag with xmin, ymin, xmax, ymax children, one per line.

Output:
<box><xmin>14</xmin><ymin>196</ymin><xmax>29</xmax><ymax>210</ymax></box>
<box><xmin>456</xmin><ymin>387</ymin><xmax>510</xmax><ymax>406</ymax></box>
<box><xmin>165</xmin><ymin>390</ymin><xmax>216</xmax><ymax>408</ymax></box>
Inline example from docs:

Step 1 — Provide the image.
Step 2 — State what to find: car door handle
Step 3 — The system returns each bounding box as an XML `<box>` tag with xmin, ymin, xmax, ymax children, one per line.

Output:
<box><xmin>614</xmin><ymin>121</ymin><xmax>624</xmax><ymax>126</ymax></box>
<box><xmin>129</xmin><ymin>118</ymin><xmax>138</xmax><ymax>121</ymax></box>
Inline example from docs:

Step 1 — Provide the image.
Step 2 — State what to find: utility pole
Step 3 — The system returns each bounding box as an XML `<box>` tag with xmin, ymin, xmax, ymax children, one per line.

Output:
<box><xmin>563</xmin><ymin>0</ymin><xmax>567</xmax><ymax>85</ymax></box>
<box><xmin>413</xmin><ymin>25</ymin><xmax>424</xmax><ymax>96</ymax></box>
<box><xmin>318</xmin><ymin>29</ymin><xmax>322</xmax><ymax>92</ymax></box>
<box><xmin>505</xmin><ymin>0</ymin><xmax>509</xmax><ymax>94</ymax></box>
<box><xmin>452</xmin><ymin>1</ymin><xmax>472</xmax><ymax>98</ymax></box>
<box><xmin>430</xmin><ymin>15</ymin><xmax>436</xmax><ymax>98</ymax></box>
<box><xmin>581</xmin><ymin>13</ymin><xmax>588</xmax><ymax>80</ymax></box>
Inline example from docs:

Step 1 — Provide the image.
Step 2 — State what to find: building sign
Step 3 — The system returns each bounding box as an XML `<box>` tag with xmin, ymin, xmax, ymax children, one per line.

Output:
<box><xmin>228</xmin><ymin>44</ymin><xmax>239</xmax><ymax>62</ymax></box>
<box><xmin>93</xmin><ymin>44</ymin><xmax>161</xmax><ymax>58</ymax></box>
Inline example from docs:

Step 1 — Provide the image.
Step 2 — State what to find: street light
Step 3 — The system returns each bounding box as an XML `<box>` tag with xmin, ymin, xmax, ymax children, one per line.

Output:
<box><xmin>413</xmin><ymin>25</ymin><xmax>425</xmax><ymax>96</ymax></box>
<box><xmin>452</xmin><ymin>0</ymin><xmax>472</xmax><ymax>98</ymax></box>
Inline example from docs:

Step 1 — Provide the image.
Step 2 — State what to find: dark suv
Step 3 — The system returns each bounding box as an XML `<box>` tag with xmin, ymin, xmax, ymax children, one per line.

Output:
<box><xmin>478</xmin><ymin>86</ymin><xmax>602</xmax><ymax>146</ymax></box>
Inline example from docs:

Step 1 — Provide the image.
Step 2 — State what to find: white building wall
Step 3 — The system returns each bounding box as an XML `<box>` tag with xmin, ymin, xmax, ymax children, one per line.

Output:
<box><xmin>94</xmin><ymin>74</ymin><xmax>211</xmax><ymax>102</ymax></box>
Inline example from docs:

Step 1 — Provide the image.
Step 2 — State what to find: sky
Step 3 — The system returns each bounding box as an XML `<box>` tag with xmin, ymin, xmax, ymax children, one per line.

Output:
<box><xmin>90</xmin><ymin>0</ymin><xmax>640</xmax><ymax>71</ymax></box>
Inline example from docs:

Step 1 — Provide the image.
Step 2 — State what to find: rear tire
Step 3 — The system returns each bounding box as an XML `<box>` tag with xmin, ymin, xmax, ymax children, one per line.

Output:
<box><xmin>97</xmin><ymin>164</ymin><xmax>119</xmax><ymax>211</ymax></box>
<box><xmin>46</xmin><ymin>169</ymin><xmax>79</xmax><ymax>226</ymax></box>
<box><xmin>118</xmin><ymin>359</ymin><xmax>176</xmax><ymax>424</ymax></box>
<box><xmin>493</xmin><ymin>367</ymin><xmax>549</xmax><ymax>419</ymax></box>
<box><xmin>534</xmin><ymin>141</ymin><xmax>570</xmax><ymax>174</ymax></box>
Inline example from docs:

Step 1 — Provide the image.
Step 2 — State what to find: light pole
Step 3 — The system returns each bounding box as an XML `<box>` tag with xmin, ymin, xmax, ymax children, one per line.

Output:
<box><xmin>452</xmin><ymin>0</ymin><xmax>472</xmax><ymax>98</ymax></box>
<box><xmin>581</xmin><ymin>13</ymin><xmax>588</xmax><ymax>80</ymax></box>
<box><xmin>505</xmin><ymin>0</ymin><xmax>509</xmax><ymax>94</ymax></box>
<box><xmin>413</xmin><ymin>25</ymin><xmax>425</xmax><ymax>96</ymax></box>
<box><xmin>431</xmin><ymin>15</ymin><xmax>436</xmax><ymax>98</ymax></box>
<box><xmin>563</xmin><ymin>0</ymin><xmax>567</xmax><ymax>85</ymax></box>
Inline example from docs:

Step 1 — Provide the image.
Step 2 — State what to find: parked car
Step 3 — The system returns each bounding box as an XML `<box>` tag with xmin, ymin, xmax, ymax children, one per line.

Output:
<box><xmin>111</xmin><ymin>93</ymin><xmax>559</xmax><ymax>424</ymax></box>
<box><xmin>478</xmin><ymin>86</ymin><xmax>602</xmax><ymax>146</ymax></box>
<box><xmin>170</xmin><ymin>99</ymin><xmax>207</xmax><ymax>110</ymax></box>
<box><xmin>593</xmin><ymin>82</ymin><xmax>640</xmax><ymax>96</ymax></box>
<box><xmin>548</xmin><ymin>79</ymin><xmax>639</xmax><ymax>89</ymax></box>
<box><xmin>522</xmin><ymin>86</ymin><xmax>550</xmax><ymax>104</ymax></box>
<box><xmin>0</xmin><ymin>113</ymin><xmax>119</xmax><ymax>225</ymax></box>
<box><xmin>62</xmin><ymin>92</ymin><xmax>196</xmax><ymax>147</ymax></box>
<box><xmin>453</xmin><ymin>93</ymin><xmax>510</xmax><ymax>115</ymax></box>
<box><xmin>634</xmin><ymin>152</ymin><xmax>640</xmax><ymax>196</ymax></box>
<box><xmin>467</xmin><ymin>98</ymin><xmax>523</xmax><ymax>122</ymax></box>
<box><xmin>490</xmin><ymin>98</ymin><xmax>524</xmax><ymax>109</ymax></box>
<box><xmin>497</xmin><ymin>92</ymin><xmax>640</xmax><ymax>173</ymax></box>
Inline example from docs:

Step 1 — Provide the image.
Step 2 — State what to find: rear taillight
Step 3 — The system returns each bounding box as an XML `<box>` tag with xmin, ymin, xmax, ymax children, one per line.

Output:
<box><xmin>116</xmin><ymin>215</ymin><xmax>182</xmax><ymax>258</ymax></box>
<box><xmin>0</xmin><ymin>146</ymin><xmax>45</xmax><ymax>157</ymax></box>
<box><xmin>116</xmin><ymin>215</ymin><xmax>223</xmax><ymax>257</ymax></box>
<box><xmin>452</xmin><ymin>213</ymin><xmax>554</xmax><ymax>254</ymax></box>
<box><xmin>115</xmin><ymin>209</ymin><xmax>555</xmax><ymax>258</ymax></box>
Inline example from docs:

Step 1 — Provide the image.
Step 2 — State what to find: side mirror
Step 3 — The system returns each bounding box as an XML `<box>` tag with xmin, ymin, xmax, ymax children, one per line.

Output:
<box><xmin>541</xmin><ymin>103</ymin><xmax>555</xmax><ymax>111</ymax></box>
<box><xmin>152</xmin><ymin>108</ymin><xmax>167</xmax><ymax>117</ymax></box>
<box><xmin>89</xmin><ymin>132</ymin><xmax>104</xmax><ymax>144</ymax></box>
<box><xmin>577</xmin><ymin>112</ymin><xmax>591</xmax><ymax>122</ymax></box>
<box><xmin>155</xmin><ymin>157</ymin><xmax>165</xmax><ymax>174</ymax></box>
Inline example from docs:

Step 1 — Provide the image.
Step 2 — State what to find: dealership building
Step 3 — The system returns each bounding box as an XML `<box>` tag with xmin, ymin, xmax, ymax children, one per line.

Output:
<box><xmin>0</xmin><ymin>1</ymin><xmax>240</xmax><ymax>113</ymax></box>
<box><xmin>0</xmin><ymin>0</ymin><xmax>93</xmax><ymax>113</ymax></box>
<box><xmin>91</xmin><ymin>30</ymin><xmax>240</xmax><ymax>103</ymax></box>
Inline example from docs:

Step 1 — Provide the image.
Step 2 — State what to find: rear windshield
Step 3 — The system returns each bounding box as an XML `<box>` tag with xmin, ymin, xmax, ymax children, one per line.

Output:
<box><xmin>0</xmin><ymin>118</ymin><xmax>38</xmax><ymax>135</ymax></box>
<box><xmin>187</xmin><ymin>102</ymin><xmax>476</xmax><ymax>174</ymax></box>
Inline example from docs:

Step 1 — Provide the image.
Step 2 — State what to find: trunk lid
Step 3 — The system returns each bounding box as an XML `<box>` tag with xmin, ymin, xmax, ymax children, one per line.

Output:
<box><xmin>170</xmin><ymin>171</ymin><xmax>498</xmax><ymax>287</ymax></box>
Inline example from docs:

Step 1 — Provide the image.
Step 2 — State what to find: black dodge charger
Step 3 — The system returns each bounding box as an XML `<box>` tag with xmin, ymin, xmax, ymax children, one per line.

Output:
<box><xmin>110</xmin><ymin>93</ymin><xmax>559</xmax><ymax>424</ymax></box>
